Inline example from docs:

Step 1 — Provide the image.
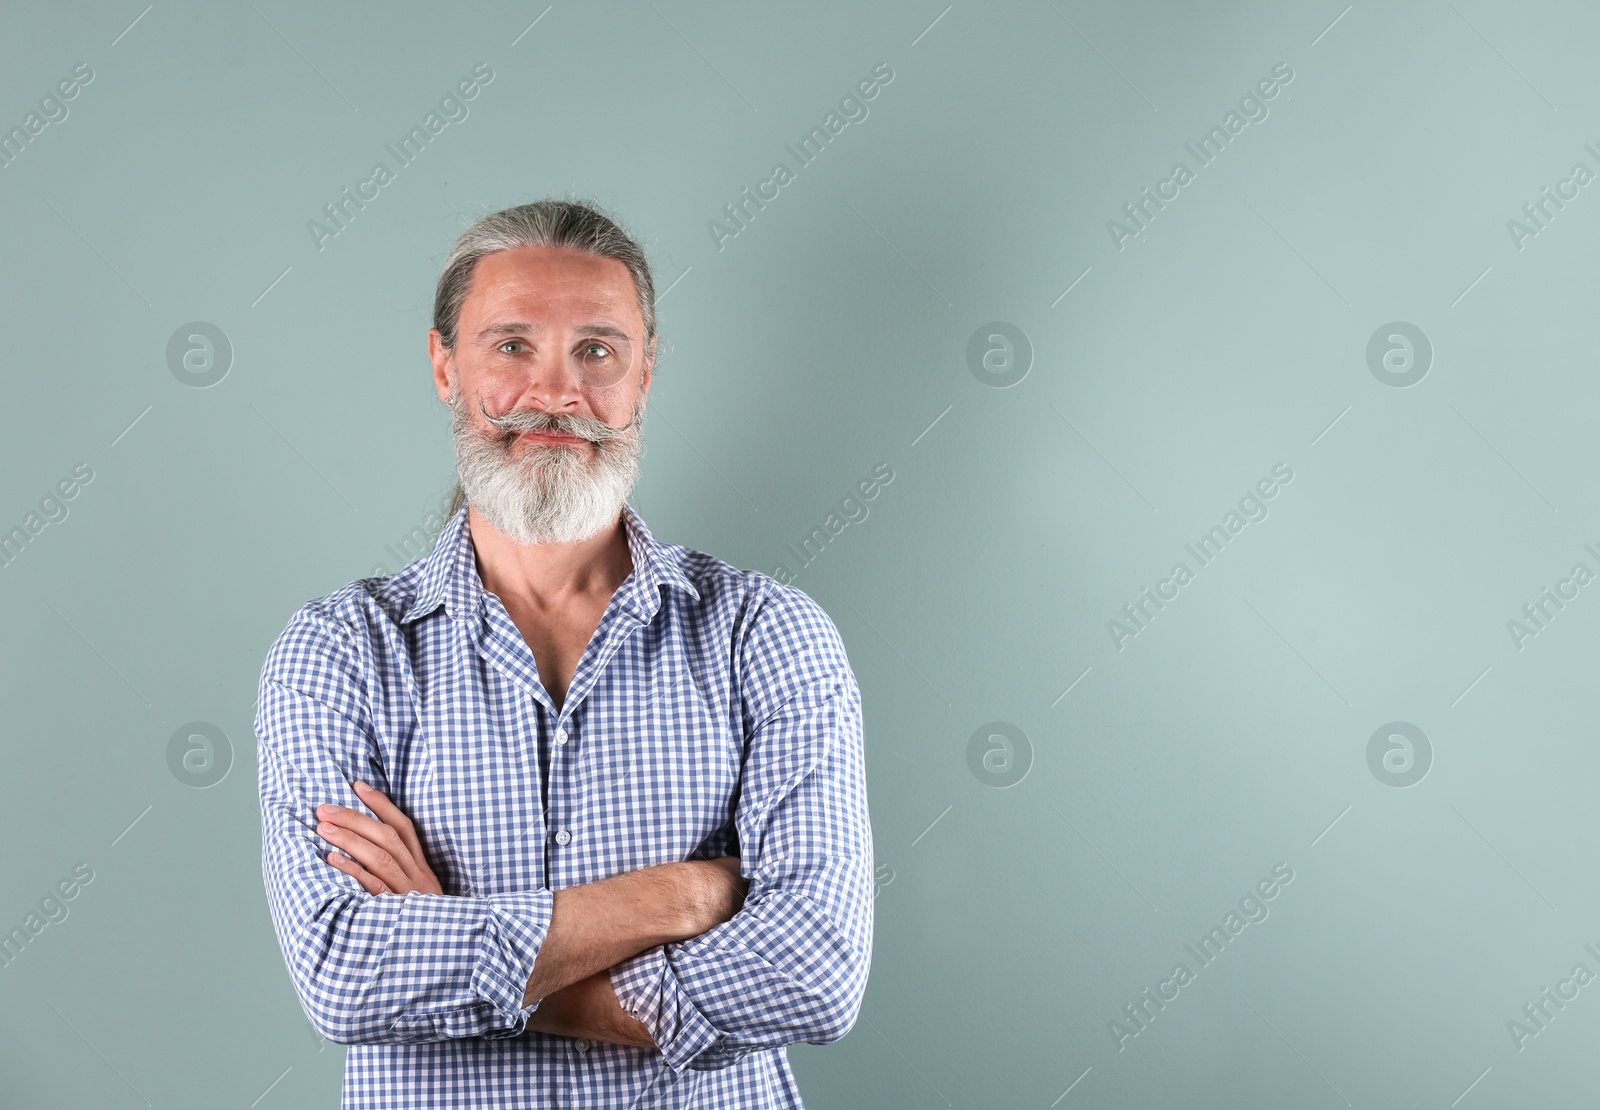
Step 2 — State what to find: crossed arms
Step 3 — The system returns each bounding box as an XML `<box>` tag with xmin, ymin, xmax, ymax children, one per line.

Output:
<box><xmin>256</xmin><ymin>586</ymin><xmax>874</xmax><ymax>1072</ymax></box>
<box><xmin>313</xmin><ymin>779</ymin><xmax>748</xmax><ymax>1049</ymax></box>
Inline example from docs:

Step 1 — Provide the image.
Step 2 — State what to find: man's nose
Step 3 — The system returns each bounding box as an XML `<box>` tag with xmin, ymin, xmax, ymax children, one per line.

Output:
<box><xmin>512</xmin><ymin>350</ymin><xmax>588</xmax><ymax>408</ymax></box>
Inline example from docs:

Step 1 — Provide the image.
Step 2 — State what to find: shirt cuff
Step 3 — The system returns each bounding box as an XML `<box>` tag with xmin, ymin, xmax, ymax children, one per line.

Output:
<box><xmin>471</xmin><ymin>888</ymin><xmax>555</xmax><ymax>1038</ymax></box>
<box><xmin>608</xmin><ymin>945</ymin><xmax>724</xmax><ymax>1071</ymax></box>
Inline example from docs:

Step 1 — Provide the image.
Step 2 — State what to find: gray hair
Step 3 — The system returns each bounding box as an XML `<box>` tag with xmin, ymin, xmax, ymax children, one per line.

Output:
<box><xmin>433</xmin><ymin>196</ymin><xmax>658</xmax><ymax>525</ymax></box>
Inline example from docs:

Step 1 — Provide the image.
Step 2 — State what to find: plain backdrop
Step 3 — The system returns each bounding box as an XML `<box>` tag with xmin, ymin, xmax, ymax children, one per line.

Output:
<box><xmin>3</xmin><ymin>1</ymin><xmax>1599</xmax><ymax>1107</ymax></box>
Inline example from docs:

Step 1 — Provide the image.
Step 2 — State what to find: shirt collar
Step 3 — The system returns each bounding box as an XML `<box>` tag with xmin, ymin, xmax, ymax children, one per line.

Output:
<box><xmin>399</xmin><ymin>500</ymin><xmax>700</xmax><ymax>625</ymax></box>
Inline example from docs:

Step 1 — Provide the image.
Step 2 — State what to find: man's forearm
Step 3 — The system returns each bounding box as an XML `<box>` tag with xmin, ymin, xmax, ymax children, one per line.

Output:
<box><xmin>522</xmin><ymin>859</ymin><xmax>738</xmax><ymax>1007</ymax></box>
<box><xmin>524</xmin><ymin>970</ymin><xmax>656</xmax><ymax>1048</ymax></box>
<box><xmin>522</xmin><ymin>863</ymin><xmax>695</xmax><ymax>1006</ymax></box>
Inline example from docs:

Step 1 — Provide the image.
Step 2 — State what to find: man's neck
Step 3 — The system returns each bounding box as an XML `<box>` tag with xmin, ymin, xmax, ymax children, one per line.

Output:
<box><xmin>467</xmin><ymin>504</ymin><xmax>634</xmax><ymax>612</ymax></box>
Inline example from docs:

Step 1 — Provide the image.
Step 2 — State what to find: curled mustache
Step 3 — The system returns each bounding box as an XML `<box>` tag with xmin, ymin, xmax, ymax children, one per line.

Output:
<box><xmin>477</xmin><ymin>395</ymin><xmax>640</xmax><ymax>444</ymax></box>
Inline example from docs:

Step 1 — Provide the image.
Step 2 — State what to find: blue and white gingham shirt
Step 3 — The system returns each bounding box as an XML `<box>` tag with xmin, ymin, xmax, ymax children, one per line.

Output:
<box><xmin>255</xmin><ymin>501</ymin><xmax>874</xmax><ymax>1109</ymax></box>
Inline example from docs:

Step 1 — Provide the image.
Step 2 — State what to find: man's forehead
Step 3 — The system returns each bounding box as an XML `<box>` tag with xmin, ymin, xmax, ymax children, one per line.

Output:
<box><xmin>465</xmin><ymin>249</ymin><xmax>639</xmax><ymax>320</ymax></box>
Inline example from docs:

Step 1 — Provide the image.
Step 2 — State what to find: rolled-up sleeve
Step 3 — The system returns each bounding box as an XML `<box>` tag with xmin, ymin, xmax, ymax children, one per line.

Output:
<box><xmin>608</xmin><ymin>583</ymin><xmax>875</xmax><ymax>1072</ymax></box>
<box><xmin>257</xmin><ymin>606</ymin><xmax>555</xmax><ymax>1045</ymax></box>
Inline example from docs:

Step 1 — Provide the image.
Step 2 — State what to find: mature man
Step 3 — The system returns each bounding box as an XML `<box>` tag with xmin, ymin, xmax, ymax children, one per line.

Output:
<box><xmin>256</xmin><ymin>199</ymin><xmax>874</xmax><ymax>1108</ymax></box>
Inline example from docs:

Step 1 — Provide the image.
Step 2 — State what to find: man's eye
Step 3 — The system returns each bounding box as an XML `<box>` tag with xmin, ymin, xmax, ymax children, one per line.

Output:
<box><xmin>583</xmin><ymin>343</ymin><xmax>611</xmax><ymax>359</ymax></box>
<box><xmin>499</xmin><ymin>340</ymin><xmax>524</xmax><ymax>354</ymax></box>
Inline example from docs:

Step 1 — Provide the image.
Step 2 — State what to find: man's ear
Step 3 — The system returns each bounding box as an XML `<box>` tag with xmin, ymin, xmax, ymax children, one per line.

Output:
<box><xmin>640</xmin><ymin>336</ymin><xmax>657</xmax><ymax>396</ymax></box>
<box><xmin>428</xmin><ymin>328</ymin><xmax>454</xmax><ymax>404</ymax></box>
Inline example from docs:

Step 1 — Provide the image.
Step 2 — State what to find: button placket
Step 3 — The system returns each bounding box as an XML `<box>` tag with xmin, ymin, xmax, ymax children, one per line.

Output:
<box><xmin>550</xmin><ymin>719</ymin><xmax>574</xmax><ymax>851</ymax></box>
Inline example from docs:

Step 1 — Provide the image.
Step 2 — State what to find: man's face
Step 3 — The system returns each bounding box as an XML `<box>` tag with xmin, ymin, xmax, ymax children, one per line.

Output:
<box><xmin>429</xmin><ymin>244</ymin><xmax>656</xmax><ymax>545</ymax></box>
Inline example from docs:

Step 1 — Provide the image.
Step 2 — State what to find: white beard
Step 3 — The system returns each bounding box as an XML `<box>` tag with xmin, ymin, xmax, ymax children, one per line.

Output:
<box><xmin>450</xmin><ymin>385</ymin><xmax>645</xmax><ymax>545</ymax></box>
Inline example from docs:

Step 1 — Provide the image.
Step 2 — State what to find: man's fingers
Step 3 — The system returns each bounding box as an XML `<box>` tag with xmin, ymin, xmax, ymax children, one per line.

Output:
<box><xmin>351</xmin><ymin>781</ymin><xmax>430</xmax><ymax>873</ymax></box>
<box><xmin>353</xmin><ymin>781</ymin><xmax>417</xmax><ymax>837</ymax></box>
<box><xmin>327</xmin><ymin>850</ymin><xmax>392</xmax><ymax>895</ymax></box>
<box><xmin>317</xmin><ymin>797</ymin><xmax>417</xmax><ymax>875</ymax></box>
<box><xmin>314</xmin><ymin>786</ymin><xmax>444</xmax><ymax>897</ymax></box>
<box><xmin>319</xmin><ymin>799</ymin><xmax>408</xmax><ymax>858</ymax></box>
<box><xmin>317</xmin><ymin>820</ymin><xmax>410</xmax><ymax>891</ymax></box>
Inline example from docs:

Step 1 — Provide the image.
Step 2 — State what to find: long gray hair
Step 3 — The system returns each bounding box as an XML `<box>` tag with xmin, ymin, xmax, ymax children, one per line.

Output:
<box><xmin>432</xmin><ymin>196</ymin><xmax>658</xmax><ymax>525</ymax></box>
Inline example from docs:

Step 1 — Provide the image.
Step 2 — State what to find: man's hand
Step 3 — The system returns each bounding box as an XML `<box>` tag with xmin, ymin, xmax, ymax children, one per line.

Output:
<box><xmin>525</xmin><ymin>972</ymin><xmax>656</xmax><ymax>1048</ymax></box>
<box><xmin>315</xmin><ymin>781</ymin><xmax>443</xmax><ymax>896</ymax></box>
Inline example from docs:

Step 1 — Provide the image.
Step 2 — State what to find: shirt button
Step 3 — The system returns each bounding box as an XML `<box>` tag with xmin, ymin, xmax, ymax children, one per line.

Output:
<box><xmin>575</xmin><ymin>1038</ymin><xmax>590</xmax><ymax>1052</ymax></box>
<box><xmin>555</xmin><ymin>727</ymin><xmax>568</xmax><ymax>745</ymax></box>
<box><xmin>553</xmin><ymin>829</ymin><xmax>571</xmax><ymax>846</ymax></box>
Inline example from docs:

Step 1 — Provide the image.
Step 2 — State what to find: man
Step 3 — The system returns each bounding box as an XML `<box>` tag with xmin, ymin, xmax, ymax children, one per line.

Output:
<box><xmin>256</xmin><ymin>198</ymin><xmax>874</xmax><ymax>1109</ymax></box>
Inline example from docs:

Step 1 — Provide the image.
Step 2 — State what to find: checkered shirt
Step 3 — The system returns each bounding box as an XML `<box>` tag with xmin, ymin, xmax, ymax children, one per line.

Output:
<box><xmin>255</xmin><ymin>501</ymin><xmax>874</xmax><ymax>1108</ymax></box>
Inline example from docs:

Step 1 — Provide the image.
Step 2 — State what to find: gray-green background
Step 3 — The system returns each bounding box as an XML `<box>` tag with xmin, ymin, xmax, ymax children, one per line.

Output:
<box><xmin>3</xmin><ymin>0</ymin><xmax>1596</xmax><ymax>1106</ymax></box>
